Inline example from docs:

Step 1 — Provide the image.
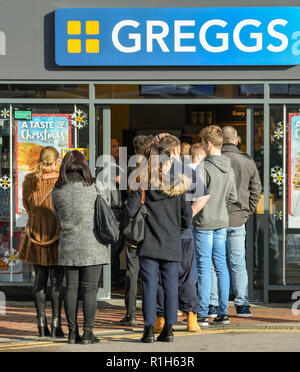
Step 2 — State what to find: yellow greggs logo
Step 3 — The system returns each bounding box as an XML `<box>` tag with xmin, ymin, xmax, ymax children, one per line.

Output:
<box><xmin>67</xmin><ymin>20</ymin><xmax>100</xmax><ymax>53</ymax></box>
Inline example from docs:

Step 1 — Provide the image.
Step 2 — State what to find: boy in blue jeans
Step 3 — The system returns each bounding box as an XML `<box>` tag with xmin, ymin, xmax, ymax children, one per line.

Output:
<box><xmin>193</xmin><ymin>125</ymin><xmax>237</xmax><ymax>326</ymax></box>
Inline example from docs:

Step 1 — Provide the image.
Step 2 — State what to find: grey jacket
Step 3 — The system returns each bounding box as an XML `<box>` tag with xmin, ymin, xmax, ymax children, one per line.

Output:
<box><xmin>52</xmin><ymin>175</ymin><xmax>109</xmax><ymax>267</ymax></box>
<box><xmin>193</xmin><ymin>155</ymin><xmax>237</xmax><ymax>230</ymax></box>
<box><xmin>222</xmin><ymin>143</ymin><xmax>262</xmax><ymax>227</ymax></box>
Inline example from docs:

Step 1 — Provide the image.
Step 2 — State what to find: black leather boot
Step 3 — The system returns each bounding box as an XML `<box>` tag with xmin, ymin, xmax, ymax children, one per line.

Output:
<box><xmin>37</xmin><ymin>316</ymin><xmax>51</xmax><ymax>337</ymax></box>
<box><xmin>140</xmin><ymin>325</ymin><xmax>154</xmax><ymax>343</ymax></box>
<box><xmin>120</xmin><ymin>314</ymin><xmax>137</xmax><ymax>326</ymax></box>
<box><xmin>51</xmin><ymin>318</ymin><xmax>65</xmax><ymax>338</ymax></box>
<box><xmin>81</xmin><ymin>330</ymin><xmax>100</xmax><ymax>345</ymax></box>
<box><xmin>68</xmin><ymin>326</ymin><xmax>82</xmax><ymax>345</ymax></box>
<box><xmin>157</xmin><ymin>324</ymin><xmax>174</xmax><ymax>342</ymax></box>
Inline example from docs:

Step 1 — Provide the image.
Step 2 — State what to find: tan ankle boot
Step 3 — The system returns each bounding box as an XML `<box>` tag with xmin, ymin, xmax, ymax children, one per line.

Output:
<box><xmin>154</xmin><ymin>316</ymin><xmax>165</xmax><ymax>334</ymax></box>
<box><xmin>187</xmin><ymin>312</ymin><xmax>201</xmax><ymax>332</ymax></box>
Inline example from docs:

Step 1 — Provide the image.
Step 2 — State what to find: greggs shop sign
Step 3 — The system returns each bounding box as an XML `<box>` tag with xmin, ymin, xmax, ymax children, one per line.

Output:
<box><xmin>55</xmin><ymin>7</ymin><xmax>300</xmax><ymax>66</ymax></box>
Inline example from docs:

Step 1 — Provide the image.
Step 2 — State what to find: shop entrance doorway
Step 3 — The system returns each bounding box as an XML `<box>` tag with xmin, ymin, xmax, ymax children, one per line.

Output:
<box><xmin>96</xmin><ymin>103</ymin><xmax>265</xmax><ymax>303</ymax></box>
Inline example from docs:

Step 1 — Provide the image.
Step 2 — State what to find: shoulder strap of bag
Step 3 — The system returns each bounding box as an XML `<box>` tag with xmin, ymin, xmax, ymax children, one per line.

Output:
<box><xmin>141</xmin><ymin>190</ymin><xmax>146</xmax><ymax>205</ymax></box>
<box><xmin>39</xmin><ymin>188</ymin><xmax>53</xmax><ymax>207</ymax></box>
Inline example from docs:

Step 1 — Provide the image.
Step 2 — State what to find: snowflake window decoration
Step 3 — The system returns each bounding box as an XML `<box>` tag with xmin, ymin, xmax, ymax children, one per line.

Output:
<box><xmin>275</xmin><ymin>211</ymin><xmax>283</xmax><ymax>220</ymax></box>
<box><xmin>3</xmin><ymin>248</ymin><xmax>19</xmax><ymax>268</ymax></box>
<box><xmin>0</xmin><ymin>175</ymin><xmax>10</xmax><ymax>190</ymax></box>
<box><xmin>0</xmin><ymin>108</ymin><xmax>9</xmax><ymax>119</ymax></box>
<box><xmin>273</xmin><ymin>122</ymin><xmax>284</xmax><ymax>141</ymax></box>
<box><xmin>271</xmin><ymin>166</ymin><xmax>284</xmax><ymax>185</ymax></box>
<box><xmin>71</xmin><ymin>109</ymin><xmax>88</xmax><ymax>130</ymax></box>
<box><xmin>274</xmin><ymin>128</ymin><xmax>283</xmax><ymax>140</ymax></box>
<box><xmin>271</xmin><ymin>166</ymin><xmax>282</xmax><ymax>177</ymax></box>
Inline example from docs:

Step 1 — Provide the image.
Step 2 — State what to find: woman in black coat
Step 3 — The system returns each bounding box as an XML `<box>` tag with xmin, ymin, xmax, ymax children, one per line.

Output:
<box><xmin>126</xmin><ymin>144</ymin><xmax>192</xmax><ymax>343</ymax></box>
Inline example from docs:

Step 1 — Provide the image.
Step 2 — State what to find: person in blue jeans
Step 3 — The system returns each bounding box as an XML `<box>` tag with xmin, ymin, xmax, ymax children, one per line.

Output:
<box><xmin>210</xmin><ymin>225</ymin><xmax>247</xmax><ymax>317</ymax></box>
<box><xmin>209</xmin><ymin>126</ymin><xmax>261</xmax><ymax>318</ymax></box>
<box><xmin>193</xmin><ymin>125</ymin><xmax>237</xmax><ymax>326</ymax></box>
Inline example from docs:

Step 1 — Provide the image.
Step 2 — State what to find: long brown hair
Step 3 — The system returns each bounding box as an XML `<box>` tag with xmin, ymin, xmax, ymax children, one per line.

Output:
<box><xmin>32</xmin><ymin>146</ymin><xmax>59</xmax><ymax>189</ymax></box>
<box><xmin>55</xmin><ymin>150</ymin><xmax>93</xmax><ymax>188</ymax></box>
<box><xmin>130</xmin><ymin>143</ymin><xmax>170</xmax><ymax>191</ymax></box>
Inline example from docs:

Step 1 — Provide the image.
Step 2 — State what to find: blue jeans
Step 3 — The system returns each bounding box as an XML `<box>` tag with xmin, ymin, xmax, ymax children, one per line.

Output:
<box><xmin>210</xmin><ymin>225</ymin><xmax>249</xmax><ymax>307</ymax></box>
<box><xmin>193</xmin><ymin>228</ymin><xmax>229</xmax><ymax>317</ymax></box>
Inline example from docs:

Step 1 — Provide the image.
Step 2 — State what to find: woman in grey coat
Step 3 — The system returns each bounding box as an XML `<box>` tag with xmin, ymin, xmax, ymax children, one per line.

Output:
<box><xmin>52</xmin><ymin>150</ymin><xmax>109</xmax><ymax>345</ymax></box>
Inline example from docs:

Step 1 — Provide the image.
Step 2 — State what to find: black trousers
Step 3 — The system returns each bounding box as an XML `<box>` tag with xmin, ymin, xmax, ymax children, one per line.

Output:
<box><xmin>33</xmin><ymin>265</ymin><xmax>65</xmax><ymax>320</ymax></box>
<box><xmin>124</xmin><ymin>242</ymin><xmax>140</xmax><ymax>316</ymax></box>
<box><xmin>157</xmin><ymin>238</ymin><xmax>199</xmax><ymax>315</ymax></box>
<box><xmin>140</xmin><ymin>257</ymin><xmax>180</xmax><ymax>327</ymax></box>
<box><xmin>111</xmin><ymin>209</ymin><xmax>125</xmax><ymax>286</ymax></box>
<box><xmin>64</xmin><ymin>265</ymin><xmax>103</xmax><ymax>333</ymax></box>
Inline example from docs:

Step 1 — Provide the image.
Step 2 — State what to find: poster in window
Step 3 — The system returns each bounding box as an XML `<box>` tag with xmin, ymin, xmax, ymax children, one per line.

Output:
<box><xmin>15</xmin><ymin>114</ymin><xmax>71</xmax><ymax>227</ymax></box>
<box><xmin>288</xmin><ymin>113</ymin><xmax>300</xmax><ymax>228</ymax></box>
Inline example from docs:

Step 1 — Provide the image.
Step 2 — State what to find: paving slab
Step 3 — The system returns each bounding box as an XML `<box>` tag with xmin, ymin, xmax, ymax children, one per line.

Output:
<box><xmin>1</xmin><ymin>299</ymin><xmax>300</xmax><ymax>346</ymax></box>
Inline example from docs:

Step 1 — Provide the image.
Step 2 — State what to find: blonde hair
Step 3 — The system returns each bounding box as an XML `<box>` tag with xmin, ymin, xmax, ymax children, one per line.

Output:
<box><xmin>159</xmin><ymin>135</ymin><xmax>181</xmax><ymax>152</ymax></box>
<box><xmin>199</xmin><ymin>125</ymin><xmax>223</xmax><ymax>150</ymax></box>
<box><xmin>33</xmin><ymin>146</ymin><xmax>59</xmax><ymax>188</ymax></box>
<box><xmin>180</xmin><ymin>142</ymin><xmax>191</xmax><ymax>157</ymax></box>
<box><xmin>190</xmin><ymin>143</ymin><xmax>206</xmax><ymax>160</ymax></box>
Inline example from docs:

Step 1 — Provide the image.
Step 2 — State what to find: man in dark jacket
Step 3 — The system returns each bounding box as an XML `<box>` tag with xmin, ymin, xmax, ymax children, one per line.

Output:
<box><xmin>210</xmin><ymin>126</ymin><xmax>262</xmax><ymax>318</ymax></box>
<box><xmin>120</xmin><ymin>134</ymin><xmax>154</xmax><ymax>326</ymax></box>
<box><xmin>96</xmin><ymin>138</ymin><xmax>125</xmax><ymax>289</ymax></box>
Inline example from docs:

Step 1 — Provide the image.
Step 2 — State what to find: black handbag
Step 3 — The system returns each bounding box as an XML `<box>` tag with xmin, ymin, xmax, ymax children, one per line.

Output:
<box><xmin>94</xmin><ymin>194</ymin><xmax>120</xmax><ymax>245</ymax></box>
<box><xmin>123</xmin><ymin>190</ymin><xmax>148</xmax><ymax>245</ymax></box>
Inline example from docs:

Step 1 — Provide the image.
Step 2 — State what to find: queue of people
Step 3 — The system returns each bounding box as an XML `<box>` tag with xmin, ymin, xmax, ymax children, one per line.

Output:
<box><xmin>18</xmin><ymin>124</ymin><xmax>261</xmax><ymax>345</ymax></box>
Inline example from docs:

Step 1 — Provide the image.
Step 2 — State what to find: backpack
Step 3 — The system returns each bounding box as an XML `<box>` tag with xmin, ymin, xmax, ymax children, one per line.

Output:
<box><xmin>94</xmin><ymin>193</ymin><xmax>120</xmax><ymax>245</ymax></box>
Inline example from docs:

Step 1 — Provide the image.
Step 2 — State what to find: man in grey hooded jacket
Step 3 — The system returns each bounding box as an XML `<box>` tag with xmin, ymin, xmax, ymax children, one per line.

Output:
<box><xmin>193</xmin><ymin>125</ymin><xmax>237</xmax><ymax>326</ymax></box>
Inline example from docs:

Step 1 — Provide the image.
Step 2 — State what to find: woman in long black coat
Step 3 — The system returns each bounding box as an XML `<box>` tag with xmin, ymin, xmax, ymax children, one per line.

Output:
<box><xmin>126</xmin><ymin>144</ymin><xmax>192</xmax><ymax>343</ymax></box>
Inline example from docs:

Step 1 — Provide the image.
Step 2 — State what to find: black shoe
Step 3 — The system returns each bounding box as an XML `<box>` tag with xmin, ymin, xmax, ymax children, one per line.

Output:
<box><xmin>213</xmin><ymin>315</ymin><xmax>230</xmax><ymax>325</ymax></box>
<box><xmin>51</xmin><ymin>318</ymin><xmax>65</xmax><ymax>338</ymax></box>
<box><xmin>236</xmin><ymin>305</ymin><xmax>252</xmax><ymax>318</ymax></box>
<box><xmin>37</xmin><ymin>316</ymin><xmax>51</xmax><ymax>337</ymax></box>
<box><xmin>208</xmin><ymin>305</ymin><xmax>218</xmax><ymax>318</ymax></box>
<box><xmin>197</xmin><ymin>317</ymin><xmax>209</xmax><ymax>327</ymax></box>
<box><xmin>68</xmin><ymin>329</ymin><xmax>82</xmax><ymax>344</ymax></box>
<box><xmin>120</xmin><ymin>314</ymin><xmax>137</xmax><ymax>326</ymax></box>
<box><xmin>81</xmin><ymin>331</ymin><xmax>100</xmax><ymax>345</ymax></box>
<box><xmin>140</xmin><ymin>325</ymin><xmax>154</xmax><ymax>343</ymax></box>
<box><xmin>157</xmin><ymin>324</ymin><xmax>173</xmax><ymax>342</ymax></box>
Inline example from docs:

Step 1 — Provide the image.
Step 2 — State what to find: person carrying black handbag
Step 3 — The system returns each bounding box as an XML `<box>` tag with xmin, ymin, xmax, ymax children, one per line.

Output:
<box><xmin>52</xmin><ymin>150</ymin><xmax>109</xmax><ymax>345</ymax></box>
<box><xmin>119</xmin><ymin>135</ymin><xmax>154</xmax><ymax>327</ymax></box>
<box><xmin>125</xmin><ymin>143</ymin><xmax>192</xmax><ymax>343</ymax></box>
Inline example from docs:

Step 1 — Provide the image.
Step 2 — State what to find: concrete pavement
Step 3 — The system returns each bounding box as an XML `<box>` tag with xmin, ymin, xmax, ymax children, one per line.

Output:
<box><xmin>1</xmin><ymin>298</ymin><xmax>300</xmax><ymax>352</ymax></box>
<box><xmin>0</xmin><ymin>299</ymin><xmax>300</xmax><ymax>351</ymax></box>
